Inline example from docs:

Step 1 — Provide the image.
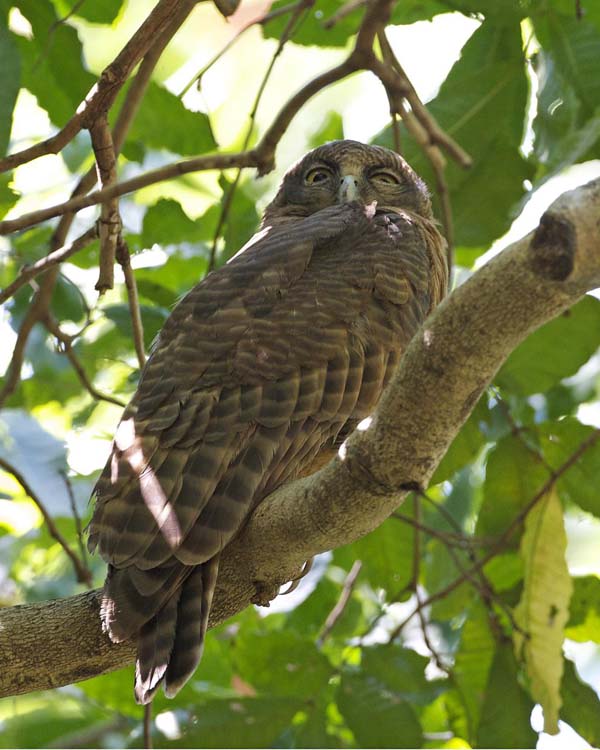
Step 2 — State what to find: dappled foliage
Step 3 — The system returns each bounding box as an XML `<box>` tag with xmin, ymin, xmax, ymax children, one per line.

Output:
<box><xmin>1</xmin><ymin>0</ymin><xmax>600</xmax><ymax>747</ymax></box>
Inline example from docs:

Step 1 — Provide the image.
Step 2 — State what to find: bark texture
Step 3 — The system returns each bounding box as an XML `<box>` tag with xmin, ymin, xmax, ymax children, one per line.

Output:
<box><xmin>1</xmin><ymin>178</ymin><xmax>599</xmax><ymax>699</ymax></box>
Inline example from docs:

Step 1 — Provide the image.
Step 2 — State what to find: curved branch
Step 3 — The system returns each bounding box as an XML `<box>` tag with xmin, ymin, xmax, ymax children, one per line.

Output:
<box><xmin>0</xmin><ymin>178</ymin><xmax>598</xmax><ymax>699</ymax></box>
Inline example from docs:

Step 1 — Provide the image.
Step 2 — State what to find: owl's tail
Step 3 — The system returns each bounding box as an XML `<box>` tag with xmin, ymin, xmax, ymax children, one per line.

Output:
<box><xmin>100</xmin><ymin>556</ymin><xmax>219</xmax><ymax>704</ymax></box>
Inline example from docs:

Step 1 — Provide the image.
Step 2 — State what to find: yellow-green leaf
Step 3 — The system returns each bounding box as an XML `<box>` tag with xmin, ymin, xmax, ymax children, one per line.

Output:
<box><xmin>513</xmin><ymin>489</ymin><xmax>573</xmax><ymax>734</ymax></box>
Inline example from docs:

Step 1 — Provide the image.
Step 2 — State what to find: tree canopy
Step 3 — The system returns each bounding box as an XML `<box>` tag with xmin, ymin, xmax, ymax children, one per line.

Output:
<box><xmin>0</xmin><ymin>0</ymin><xmax>600</xmax><ymax>748</ymax></box>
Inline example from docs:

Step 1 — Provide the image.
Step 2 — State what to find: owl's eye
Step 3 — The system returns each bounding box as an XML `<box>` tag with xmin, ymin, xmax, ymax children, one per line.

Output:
<box><xmin>371</xmin><ymin>171</ymin><xmax>400</xmax><ymax>185</ymax></box>
<box><xmin>305</xmin><ymin>167</ymin><xmax>333</xmax><ymax>185</ymax></box>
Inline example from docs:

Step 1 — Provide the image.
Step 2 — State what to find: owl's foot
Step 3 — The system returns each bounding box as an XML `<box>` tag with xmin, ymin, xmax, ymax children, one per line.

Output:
<box><xmin>251</xmin><ymin>580</ymin><xmax>280</xmax><ymax>607</ymax></box>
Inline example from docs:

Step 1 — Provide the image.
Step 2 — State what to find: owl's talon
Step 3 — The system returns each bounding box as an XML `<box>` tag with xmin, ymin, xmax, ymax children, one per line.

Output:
<box><xmin>280</xmin><ymin>558</ymin><xmax>314</xmax><ymax>595</ymax></box>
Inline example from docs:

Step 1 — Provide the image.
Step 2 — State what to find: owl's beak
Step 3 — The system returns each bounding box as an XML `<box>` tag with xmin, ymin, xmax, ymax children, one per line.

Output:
<box><xmin>338</xmin><ymin>174</ymin><xmax>360</xmax><ymax>203</ymax></box>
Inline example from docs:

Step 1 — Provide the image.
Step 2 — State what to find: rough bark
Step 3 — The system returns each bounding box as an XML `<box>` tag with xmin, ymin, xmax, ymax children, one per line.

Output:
<box><xmin>1</xmin><ymin>178</ymin><xmax>599</xmax><ymax>699</ymax></box>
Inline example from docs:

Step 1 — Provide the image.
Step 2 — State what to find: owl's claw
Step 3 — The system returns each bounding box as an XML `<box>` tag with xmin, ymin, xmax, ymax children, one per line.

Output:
<box><xmin>280</xmin><ymin>557</ymin><xmax>314</xmax><ymax>595</ymax></box>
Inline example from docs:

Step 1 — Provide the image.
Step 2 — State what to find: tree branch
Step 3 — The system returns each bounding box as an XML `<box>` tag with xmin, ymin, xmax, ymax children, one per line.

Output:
<box><xmin>0</xmin><ymin>177</ymin><xmax>598</xmax><ymax>699</ymax></box>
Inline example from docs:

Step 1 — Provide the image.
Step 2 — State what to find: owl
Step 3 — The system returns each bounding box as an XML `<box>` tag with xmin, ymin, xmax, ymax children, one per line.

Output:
<box><xmin>88</xmin><ymin>140</ymin><xmax>448</xmax><ymax>703</ymax></box>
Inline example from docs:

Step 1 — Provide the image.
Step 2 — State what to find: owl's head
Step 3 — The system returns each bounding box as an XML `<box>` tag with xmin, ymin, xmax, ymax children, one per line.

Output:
<box><xmin>263</xmin><ymin>140</ymin><xmax>432</xmax><ymax>224</ymax></box>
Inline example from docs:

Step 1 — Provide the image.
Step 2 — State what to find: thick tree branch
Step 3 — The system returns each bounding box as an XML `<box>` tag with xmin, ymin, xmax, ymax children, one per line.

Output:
<box><xmin>0</xmin><ymin>178</ymin><xmax>598</xmax><ymax>699</ymax></box>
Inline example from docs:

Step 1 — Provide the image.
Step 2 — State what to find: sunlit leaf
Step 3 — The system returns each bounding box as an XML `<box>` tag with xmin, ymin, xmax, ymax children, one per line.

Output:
<box><xmin>125</xmin><ymin>82</ymin><xmax>216</xmax><ymax>157</ymax></box>
<box><xmin>513</xmin><ymin>489</ymin><xmax>572</xmax><ymax>734</ymax></box>
<box><xmin>565</xmin><ymin>575</ymin><xmax>600</xmax><ymax>643</ymax></box>
<box><xmin>52</xmin><ymin>0</ymin><xmax>123</xmax><ymax>24</ymax></box>
<box><xmin>14</xmin><ymin>0</ymin><xmax>96</xmax><ymax>126</ymax></box>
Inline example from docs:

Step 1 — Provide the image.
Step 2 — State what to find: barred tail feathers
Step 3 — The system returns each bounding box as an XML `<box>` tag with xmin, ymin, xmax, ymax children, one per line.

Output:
<box><xmin>99</xmin><ymin>559</ymin><xmax>217</xmax><ymax>704</ymax></box>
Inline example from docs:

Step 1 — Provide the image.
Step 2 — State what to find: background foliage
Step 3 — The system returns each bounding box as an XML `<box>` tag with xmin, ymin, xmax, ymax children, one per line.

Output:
<box><xmin>1</xmin><ymin>0</ymin><xmax>600</xmax><ymax>748</ymax></box>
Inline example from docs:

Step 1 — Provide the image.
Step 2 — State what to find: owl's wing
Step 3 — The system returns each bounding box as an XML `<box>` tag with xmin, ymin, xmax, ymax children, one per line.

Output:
<box><xmin>88</xmin><ymin>203</ymin><xmax>365</xmax><ymax>566</ymax></box>
<box><xmin>88</xmin><ymin>201</ymin><xmax>445</xmax><ymax>702</ymax></box>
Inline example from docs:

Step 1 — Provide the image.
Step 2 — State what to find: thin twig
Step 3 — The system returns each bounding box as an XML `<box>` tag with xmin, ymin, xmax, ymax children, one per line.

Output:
<box><xmin>143</xmin><ymin>703</ymin><xmax>153</xmax><ymax>750</ymax></box>
<box><xmin>0</xmin><ymin>457</ymin><xmax>92</xmax><ymax>586</ymax></box>
<box><xmin>116</xmin><ymin>238</ymin><xmax>146</xmax><ymax>369</ymax></box>
<box><xmin>44</xmin><ymin>314</ymin><xmax>126</xmax><ymax>407</ymax></box>
<box><xmin>317</xmin><ymin>560</ymin><xmax>362</xmax><ymax>646</ymax></box>
<box><xmin>60</xmin><ymin>470</ymin><xmax>89</xmax><ymax>571</ymax></box>
<box><xmin>90</xmin><ymin>116</ymin><xmax>122</xmax><ymax>293</ymax></box>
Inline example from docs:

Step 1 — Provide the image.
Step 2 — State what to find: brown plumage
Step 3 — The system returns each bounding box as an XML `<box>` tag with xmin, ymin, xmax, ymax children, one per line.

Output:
<box><xmin>88</xmin><ymin>140</ymin><xmax>448</xmax><ymax>703</ymax></box>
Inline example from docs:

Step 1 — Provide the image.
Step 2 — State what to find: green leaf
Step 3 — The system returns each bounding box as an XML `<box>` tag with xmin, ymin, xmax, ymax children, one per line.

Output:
<box><xmin>52</xmin><ymin>0</ymin><xmax>123</xmax><ymax>24</ymax></box>
<box><xmin>361</xmin><ymin>644</ymin><xmax>445</xmax><ymax>705</ymax></box>
<box><xmin>376</xmin><ymin>18</ymin><xmax>532</xmax><ymax>250</ymax></box>
<box><xmin>102</xmin><ymin>303</ymin><xmax>169</xmax><ymax>350</ymax></box>
<box><xmin>0</xmin><ymin>173</ymin><xmax>20</xmax><ymax>219</ymax></box>
<box><xmin>453</xmin><ymin>602</ymin><xmax>496</xmax><ymax>742</ymax></box>
<box><xmin>234</xmin><ymin>629</ymin><xmax>334</xmax><ymax>698</ymax></box>
<box><xmin>513</xmin><ymin>489</ymin><xmax>573</xmax><ymax>734</ymax></box>
<box><xmin>0</xmin><ymin>409</ymin><xmax>72</xmax><ymax>516</ymax></box>
<box><xmin>0</xmin><ymin>695</ymin><xmax>113</xmax><ymax>749</ymax></box>
<box><xmin>532</xmin><ymin>46</ymin><xmax>600</xmax><ymax>178</ymax></box>
<box><xmin>477</xmin><ymin>434</ymin><xmax>547</xmax><ymax>540</ymax></box>
<box><xmin>14</xmin><ymin>0</ymin><xmax>96</xmax><ymax>126</ymax></box>
<box><xmin>560</xmin><ymin>658</ymin><xmax>600</xmax><ymax>748</ymax></box>
<box><xmin>425</xmin><ymin>539</ymin><xmax>472</xmax><ymax>620</ymax></box>
<box><xmin>337</xmin><ymin>670</ymin><xmax>423</xmax><ymax>748</ymax></box>
<box><xmin>134</xmin><ymin>249</ymin><xmax>209</xmax><ymax>296</ymax></box>
<box><xmin>219</xmin><ymin>179</ymin><xmax>261</xmax><ymax>265</ymax></box>
<box><xmin>50</xmin><ymin>274</ymin><xmax>87</xmax><ymax>324</ymax></box>
<box><xmin>390</xmin><ymin>0</ymin><xmax>449</xmax><ymax>24</ymax></box>
<box><xmin>125</xmin><ymin>82</ymin><xmax>216</xmax><ymax>157</ymax></box>
<box><xmin>475</xmin><ymin>643</ymin><xmax>537</xmax><ymax>748</ymax></box>
<box><xmin>482</xmin><ymin>551</ymin><xmax>523</xmax><ymax>591</ymax></box>
<box><xmin>333</xmin><ymin>513</ymin><xmax>415</xmax><ymax>597</ymax></box>
<box><xmin>141</xmin><ymin>199</ymin><xmax>212</xmax><ymax>247</ymax></box>
<box><xmin>432</xmin><ymin>397</ymin><xmax>489</xmax><ymax>483</ymax></box>
<box><xmin>533</xmin><ymin>10</ymin><xmax>600</xmax><ymax>118</ymax></box>
<box><xmin>263</xmin><ymin>0</ymin><xmax>364</xmax><ymax>48</ymax></box>
<box><xmin>497</xmin><ymin>297</ymin><xmax>600</xmax><ymax>395</ymax></box>
<box><xmin>539</xmin><ymin>417</ymin><xmax>600</xmax><ymax>518</ymax></box>
<box><xmin>565</xmin><ymin>575</ymin><xmax>600</xmax><ymax>643</ymax></box>
<box><xmin>166</xmin><ymin>697</ymin><xmax>302</xmax><ymax>748</ymax></box>
<box><xmin>308</xmin><ymin>111</ymin><xmax>344</xmax><ymax>149</ymax></box>
<box><xmin>0</xmin><ymin>26</ymin><xmax>20</xmax><ymax>157</ymax></box>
